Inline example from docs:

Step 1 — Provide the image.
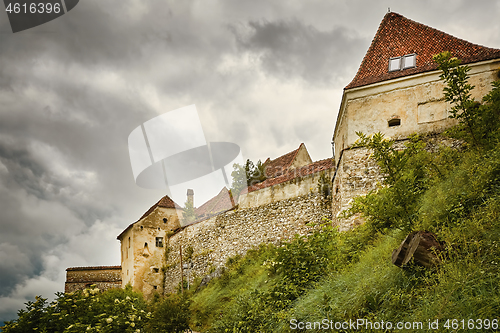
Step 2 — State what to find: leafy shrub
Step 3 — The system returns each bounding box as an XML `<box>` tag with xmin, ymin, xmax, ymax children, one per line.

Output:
<box><xmin>146</xmin><ymin>293</ymin><xmax>191</xmax><ymax>333</ymax></box>
<box><xmin>1</xmin><ymin>285</ymin><xmax>149</xmax><ymax>333</ymax></box>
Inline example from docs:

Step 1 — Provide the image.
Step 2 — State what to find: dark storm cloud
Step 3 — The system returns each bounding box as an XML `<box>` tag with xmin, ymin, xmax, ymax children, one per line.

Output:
<box><xmin>233</xmin><ymin>19</ymin><xmax>366</xmax><ymax>84</ymax></box>
<box><xmin>0</xmin><ymin>0</ymin><xmax>497</xmax><ymax>325</ymax></box>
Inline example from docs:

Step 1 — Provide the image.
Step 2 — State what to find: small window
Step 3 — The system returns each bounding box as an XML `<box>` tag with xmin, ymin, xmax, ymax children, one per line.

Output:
<box><xmin>389</xmin><ymin>54</ymin><xmax>417</xmax><ymax>72</ymax></box>
<box><xmin>153</xmin><ymin>285</ymin><xmax>157</xmax><ymax>290</ymax></box>
<box><xmin>144</xmin><ymin>242</ymin><xmax>148</xmax><ymax>248</ymax></box>
<box><xmin>153</xmin><ymin>267</ymin><xmax>159</xmax><ymax>273</ymax></box>
<box><xmin>156</xmin><ymin>237</ymin><xmax>163</xmax><ymax>247</ymax></box>
<box><xmin>403</xmin><ymin>54</ymin><xmax>416</xmax><ymax>69</ymax></box>
<box><xmin>389</xmin><ymin>57</ymin><xmax>401</xmax><ymax>71</ymax></box>
<box><xmin>140</xmin><ymin>226</ymin><xmax>143</xmax><ymax>231</ymax></box>
<box><xmin>163</xmin><ymin>218</ymin><xmax>168</xmax><ymax>223</ymax></box>
<box><xmin>388</xmin><ymin>118</ymin><xmax>401</xmax><ymax>127</ymax></box>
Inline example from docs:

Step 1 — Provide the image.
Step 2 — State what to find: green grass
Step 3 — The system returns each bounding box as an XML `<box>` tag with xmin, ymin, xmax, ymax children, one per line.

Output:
<box><xmin>189</xmin><ymin>244</ymin><xmax>277</xmax><ymax>331</ymax></box>
<box><xmin>188</xmin><ymin>139</ymin><xmax>500</xmax><ymax>332</ymax></box>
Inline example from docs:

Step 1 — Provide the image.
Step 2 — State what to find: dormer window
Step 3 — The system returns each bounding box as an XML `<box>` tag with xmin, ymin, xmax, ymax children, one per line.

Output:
<box><xmin>388</xmin><ymin>54</ymin><xmax>416</xmax><ymax>72</ymax></box>
<box><xmin>403</xmin><ymin>54</ymin><xmax>416</xmax><ymax>69</ymax></box>
<box><xmin>389</xmin><ymin>57</ymin><xmax>401</xmax><ymax>71</ymax></box>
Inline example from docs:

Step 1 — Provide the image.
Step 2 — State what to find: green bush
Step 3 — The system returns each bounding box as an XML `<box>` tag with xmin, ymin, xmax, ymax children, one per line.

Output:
<box><xmin>146</xmin><ymin>293</ymin><xmax>191</xmax><ymax>333</ymax></box>
<box><xmin>1</xmin><ymin>285</ymin><xmax>149</xmax><ymax>333</ymax></box>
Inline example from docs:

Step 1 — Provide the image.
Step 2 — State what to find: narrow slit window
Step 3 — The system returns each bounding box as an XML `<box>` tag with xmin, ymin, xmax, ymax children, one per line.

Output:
<box><xmin>388</xmin><ymin>118</ymin><xmax>401</xmax><ymax>127</ymax></box>
<box><xmin>156</xmin><ymin>237</ymin><xmax>163</xmax><ymax>247</ymax></box>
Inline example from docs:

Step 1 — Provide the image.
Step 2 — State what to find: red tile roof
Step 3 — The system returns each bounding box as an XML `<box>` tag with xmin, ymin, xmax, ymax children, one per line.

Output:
<box><xmin>346</xmin><ymin>12</ymin><xmax>500</xmax><ymax>90</ymax></box>
<box><xmin>195</xmin><ymin>187</ymin><xmax>235</xmax><ymax>219</ymax></box>
<box><xmin>117</xmin><ymin>194</ymin><xmax>181</xmax><ymax>240</ymax></box>
<box><xmin>137</xmin><ymin>195</ymin><xmax>181</xmax><ymax>221</ymax></box>
<box><xmin>242</xmin><ymin>158</ymin><xmax>333</xmax><ymax>194</ymax></box>
<box><xmin>263</xmin><ymin>143</ymin><xmax>304</xmax><ymax>178</ymax></box>
<box><xmin>66</xmin><ymin>266</ymin><xmax>121</xmax><ymax>271</ymax></box>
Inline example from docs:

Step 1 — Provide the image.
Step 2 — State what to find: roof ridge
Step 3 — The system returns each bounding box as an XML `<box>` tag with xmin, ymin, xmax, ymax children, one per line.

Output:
<box><xmin>263</xmin><ymin>143</ymin><xmax>303</xmax><ymax>178</ymax></box>
<box><xmin>346</xmin><ymin>12</ymin><xmax>395</xmax><ymax>89</ymax></box>
<box><xmin>138</xmin><ymin>194</ymin><xmax>181</xmax><ymax>221</ymax></box>
<box><xmin>195</xmin><ymin>187</ymin><xmax>227</xmax><ymax>215</ymax></box>
<box><xmin>66</xmin><ymin>265</ymin><xmax>121</xmax><ymax>271</ymax></box>
<box><xmin>244</xmin><ymin>158</ymin><xmax>333</xmax><ymax>194</ymax></box>
<box><xmin>117</xmin><ymin>194</ymin><xmax>181</xmax><ymax>240</ymax></box>
<box><xmin>345</xmin><ymin>12</ymin><xmax>500</xmax><ymax>90</ymax></box>
<box><xmin>286</xmin><ymin>142</ymin><xmax>304</xmax><ymax>169</ymax></box>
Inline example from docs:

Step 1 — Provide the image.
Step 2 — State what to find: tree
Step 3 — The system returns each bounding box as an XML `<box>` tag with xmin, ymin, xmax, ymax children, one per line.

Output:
<box><xmin>348</xmin><ymin>133</ymin><xmax>431</xmax><ymax>232</ymax></box>
<box><xmin>1</xmin><ymin>285</ymin><xmax>149</xmax><ymax>333</ymax></box>
<box><xmin>433</xmin><ymin>51</ymin><xmax>500</xmax><ymax>149</ymax></box>
<box><xmin>181</xmin><ymin>200</ymin><xmax>197</xmax><ymax>224</ymax></box>
<box><xmin>230</xmin><ymin>159</ymin><xmax>267</xmax><ymax>196</ymax></box>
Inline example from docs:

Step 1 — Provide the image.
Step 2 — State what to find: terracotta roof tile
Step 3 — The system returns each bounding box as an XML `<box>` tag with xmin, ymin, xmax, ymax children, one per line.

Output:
<box><xmin>263</xmin><ymin>143</ymin><xmax>304</xmax><ymax>178</ymax></box>
<box><xmin>346</xmin><ymin>12</ymin><xmax>500</xmax><ymax>90</ymax></box>
<box><xmin>138</xmin><ymin>195</ymin><xmax>181</xmax><ymax>221</ymax></box>
<box><xmin>195</xmin><ymin>187</ymin><xmax>235</xmax><ymax>219</ymax></box>
<box><xmin>242</xmin><ymin>158</ymin><xmax>333</xmax><ymax>194</ymax></box>
<box><xmin>117</xmin><ymin>194</ymin><xmax>181</xmax><ymax>240</ymax></box>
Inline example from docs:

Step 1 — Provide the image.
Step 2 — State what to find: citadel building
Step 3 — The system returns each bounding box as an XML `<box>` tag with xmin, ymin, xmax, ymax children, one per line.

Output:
<box><xmin>65</xmin><ymin>12</ymin><xmax>500</xmax><ymax>297</ymax></box>
<box><xmin>332</xmin><ymin>12</ymin><xmax>500</xmax><ymax>229</ymax></box>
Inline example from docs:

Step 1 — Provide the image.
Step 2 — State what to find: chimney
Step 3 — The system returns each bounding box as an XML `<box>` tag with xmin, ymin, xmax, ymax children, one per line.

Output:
<box><xmin>187</xmin><ymin>189</ymin><xmax>194</xmax><ymax>207</ymax></box>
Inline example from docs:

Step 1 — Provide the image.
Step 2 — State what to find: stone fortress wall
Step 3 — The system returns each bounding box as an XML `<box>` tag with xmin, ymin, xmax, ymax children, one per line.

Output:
<box><xmin>332</xmin><ymin>60</ymin><xmax>500</xmax><ymax>231</ymax></box>
<box><xmin>65</xmin><ymin>266</ymin><xmax>122</xmax><ymax>293</ymax></box>
<box><xmin>163</xmin><ymin>191</ymin><xmax>332</xmax><ymax>293</ymax></box>
<box><xmin>332</xmin><ymin>134</ymin><xmax>465</xmax><ymax>231</ymax></box>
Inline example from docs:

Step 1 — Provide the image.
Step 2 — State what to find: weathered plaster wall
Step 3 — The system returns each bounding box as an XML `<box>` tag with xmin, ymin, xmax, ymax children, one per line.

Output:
<box><xmin>65</xmin><ymin>267</ymin><xmax>121</xmax><ymax>293</ymax></box>
<box><xmin>120</xmin><ymin>206</ymin><xmax>181</xmax><ymax>297</ymax></box>
<box><xmin>334</xmin><ymin>60</ymin><xmax>500</xmax><ymax>165</ymax></box>
<box><xmin>163</xmin><ymin>193</ymin><xmax>331</xmax><ymax>293</ymax></box>
<box><xmin>290</xmin><ymin>144</ymin><xmax>313</xmax><ymax>169</ymax></box>
<box><xmin>238</xmin><ymin>169</ymin><xmax>333</xmax><ymax>209</ymax></box>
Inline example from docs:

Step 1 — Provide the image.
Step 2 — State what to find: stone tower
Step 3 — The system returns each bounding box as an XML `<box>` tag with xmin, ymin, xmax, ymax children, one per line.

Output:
<box><xmin>332</xmin><ymin>12</ymin><xmax>500</xmax><ymax>230</ymax></box>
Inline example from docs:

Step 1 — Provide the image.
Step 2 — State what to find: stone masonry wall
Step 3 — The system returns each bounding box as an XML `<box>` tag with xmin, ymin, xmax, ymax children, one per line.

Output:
<box><xmin>163</xmin><ymin>193</ymin><xmax>331</xmax><ymax>293</ymax></box>
<box><xmin>332</xmin><ymin>133</ymin><xmax>462</xmax><ymax>231</ymax></box>
<box><xmin>332</xmin><ymin>146</ymin><xmax>384</xmax><ymax>231</ymax></box>
<box><xmin>65</xmin><ymin>266</ymin><xmax>122</xmax><ymax>293</ymax></box>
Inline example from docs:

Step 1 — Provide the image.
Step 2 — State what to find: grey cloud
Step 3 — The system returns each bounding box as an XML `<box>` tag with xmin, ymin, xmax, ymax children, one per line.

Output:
<box><xmin>0</xmin><ymin>243</ymin><xmax>36</xmax><ymax>297</ymax></box>
<box><xmin>0</xmin><ymin>0</ymin><xmax>497</xmax><ymax>324</ymax></box>
<box><xmin>233</xmin><ymin>19</ymin><xmax>367</xmax><ymax>84</ymax></box>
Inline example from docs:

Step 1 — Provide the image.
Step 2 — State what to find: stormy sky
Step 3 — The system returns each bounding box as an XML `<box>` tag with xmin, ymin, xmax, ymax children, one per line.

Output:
<box><xmin>1</xmin><ymin>0</ymin><xmax>499</xmax><ymax>323</ymax></box>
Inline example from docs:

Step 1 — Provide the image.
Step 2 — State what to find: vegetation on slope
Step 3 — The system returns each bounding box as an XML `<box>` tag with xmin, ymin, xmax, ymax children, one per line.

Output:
<box><xmin>189</xmin><ymin>53</ymin><xmax>500</xmax><ymax>332</ymax></box>
<box><xmin>3</xmin><ymin>52</ymin><xmax>500</xmax><ymax>333</ymax></box>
